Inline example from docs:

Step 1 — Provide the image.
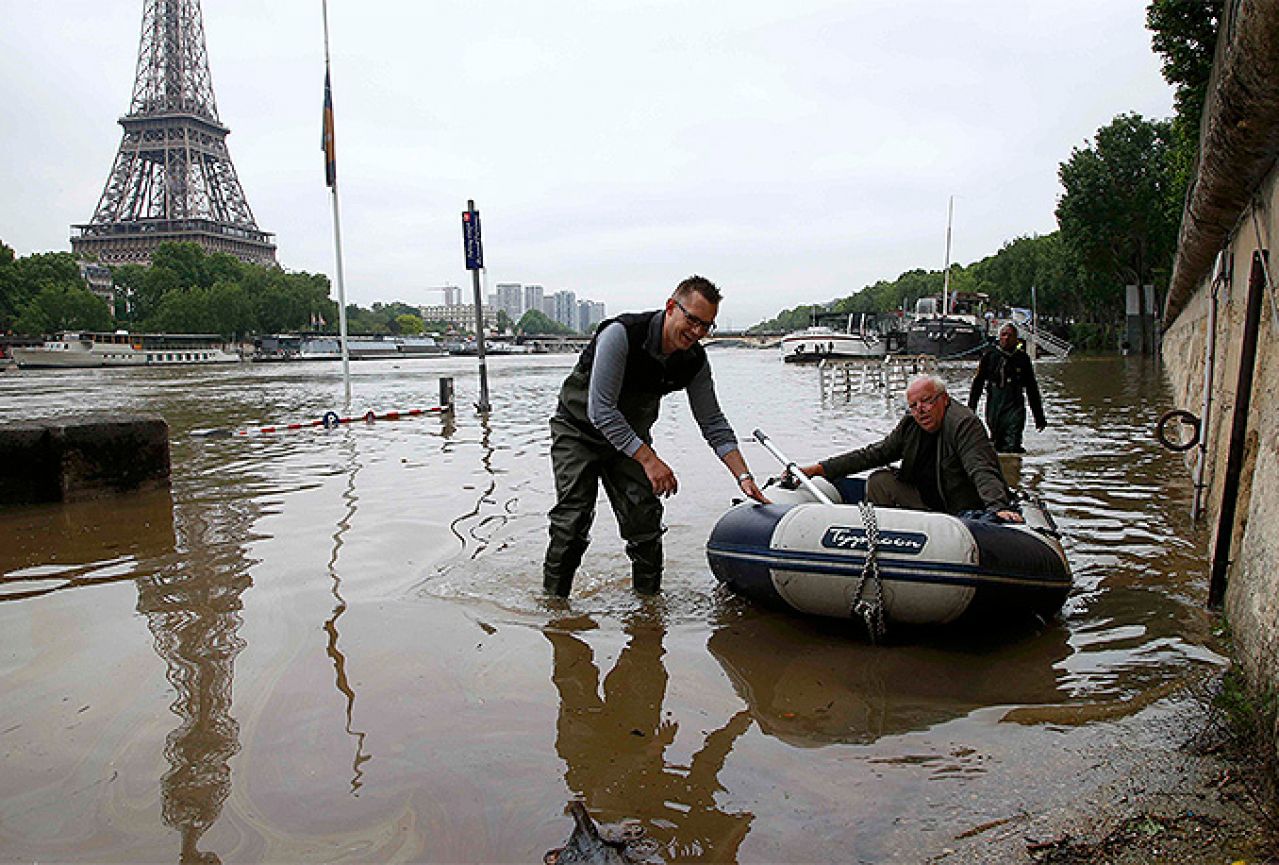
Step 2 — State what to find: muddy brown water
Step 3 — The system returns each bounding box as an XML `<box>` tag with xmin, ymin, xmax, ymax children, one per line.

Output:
<box><xmin>0</xmin><ymin>351</ymin><xmax>1222</xmax><ymax>863</ymax></box>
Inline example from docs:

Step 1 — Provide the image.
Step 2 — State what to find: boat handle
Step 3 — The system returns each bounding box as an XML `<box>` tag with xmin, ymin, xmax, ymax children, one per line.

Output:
<box><xmin>752</xmin><ymin>429</ymin><xmax>837</xmax><ymax>506</ymax></box>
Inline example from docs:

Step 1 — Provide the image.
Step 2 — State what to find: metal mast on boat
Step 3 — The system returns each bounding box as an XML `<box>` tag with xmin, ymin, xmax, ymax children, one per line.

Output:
<box><xmin>941</xmin><ymin>195</ymin><xmax>954</xmax><ymax>316</ymax></box>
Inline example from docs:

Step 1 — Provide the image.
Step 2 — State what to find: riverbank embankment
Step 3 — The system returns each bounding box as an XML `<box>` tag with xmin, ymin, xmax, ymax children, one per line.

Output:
<box><xmin>1160</xmin><ymin>0</ymin><xmax>1279</xmax><ymax>769</ymax></box>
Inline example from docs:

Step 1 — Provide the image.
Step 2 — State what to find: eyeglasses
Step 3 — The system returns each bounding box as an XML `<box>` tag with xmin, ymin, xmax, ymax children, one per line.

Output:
<box><xmin>673</xmin><ymin>298</ymin><xmax>717</xmax><ymax>334</ymax></box>
<box><xmin>907</xmin><ymin>392</ymin><xmax>944</xmax><ymax>414</ymax></box>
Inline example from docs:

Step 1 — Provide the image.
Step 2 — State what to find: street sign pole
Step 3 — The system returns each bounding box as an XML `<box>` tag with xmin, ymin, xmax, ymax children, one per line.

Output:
<box><xmin>462</xmin><ymin>200</ymin><xmax>492</xmax><ymax>413</ymax></box>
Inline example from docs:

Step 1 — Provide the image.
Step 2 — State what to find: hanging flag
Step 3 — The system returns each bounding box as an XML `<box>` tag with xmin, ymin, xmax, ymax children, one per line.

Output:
<box><xmin>322</xmin><ymin>68</ymin><xmax>336</xmax><ymax>187</ymax></box>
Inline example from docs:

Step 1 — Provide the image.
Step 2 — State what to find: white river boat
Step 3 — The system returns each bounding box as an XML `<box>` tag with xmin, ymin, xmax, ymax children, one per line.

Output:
<box><xmin>12</xmin><ymin>332</ymin><xmax>241</xmax><ymax>369</ymax></box>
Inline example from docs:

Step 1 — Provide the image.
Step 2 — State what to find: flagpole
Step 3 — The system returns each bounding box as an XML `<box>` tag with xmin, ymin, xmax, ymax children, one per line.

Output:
<box><xmin>322</xmin><ymin>0</ymin><xmax>352</xmax><ymax>404</ymax></box>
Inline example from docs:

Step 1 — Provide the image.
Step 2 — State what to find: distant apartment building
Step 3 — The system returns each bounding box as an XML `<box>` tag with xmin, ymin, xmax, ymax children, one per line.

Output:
<box><xmin>577</xmin><ymin>300</ymin><xmax>606</xmax><ymax>334</ymax></box>
<box><xmin>423</xmin><ymin>284</ymin><xmax>462</xmax><ymax>307</ymax></box>
<box><xmin>494</xmin><ymin>283</ymin><xmax>524</xmax><ymax>320</ymax></box>
<box><xmin>418</xmin><ymin>303</ymin><xmax>498</xmax><ymax>331</ymax></box>
<box><xmin>551</xmin><ymin>290</ymin><xmax>577</xmax><ymax>330</ymax></box>
<box><xmin>523</xmin><ymin>285</ymin><xmax>544</xmax><ymax>320</ymax></box>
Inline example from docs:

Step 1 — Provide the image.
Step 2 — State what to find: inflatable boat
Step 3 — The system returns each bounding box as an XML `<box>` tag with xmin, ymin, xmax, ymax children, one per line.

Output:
<box><xmin>706</xmin><ymin>476</ymin><xmax>1071</xmax><ymax>629</ymax></box>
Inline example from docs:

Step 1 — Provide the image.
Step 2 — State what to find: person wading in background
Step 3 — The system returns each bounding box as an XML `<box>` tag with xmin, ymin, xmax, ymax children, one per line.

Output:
<box><xmin>968</xmin><ymin>322</ymin><xmax>1047</xmax><ymax>453</ymax></box>
<box><xmin>542</xmin><ymin>275</ymin><xmax>768</xmax><ymax>598</ymax></box>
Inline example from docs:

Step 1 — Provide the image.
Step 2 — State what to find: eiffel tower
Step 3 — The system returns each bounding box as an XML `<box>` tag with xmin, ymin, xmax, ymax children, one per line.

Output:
<box><xmin>71</xmin><ymin>0</ymin><xmax>277</xmax><ymax>267</ymax></box>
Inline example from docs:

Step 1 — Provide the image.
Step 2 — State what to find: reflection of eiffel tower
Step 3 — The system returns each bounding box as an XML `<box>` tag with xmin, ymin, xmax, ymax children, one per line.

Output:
<box><xmin>136</xmin><ymin>534</ymin><xmax>252</xmax><ymax>863</ymax></box>
<box><xmin>71</xmin><ymin>0</ymin><xmax>277</xmax><ymax>267</ymax></box>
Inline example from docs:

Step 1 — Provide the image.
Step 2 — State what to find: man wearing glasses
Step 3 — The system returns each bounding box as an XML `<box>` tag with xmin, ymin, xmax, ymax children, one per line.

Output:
<box><xmin>793</xmin><ymin>374</ymin><xmax>1022</xmax><ymax>523</ymax></box>
<box><xmin>543</xmin><ymin>275</ymin><xmax>768</xmax><ymax>598</ymax></box>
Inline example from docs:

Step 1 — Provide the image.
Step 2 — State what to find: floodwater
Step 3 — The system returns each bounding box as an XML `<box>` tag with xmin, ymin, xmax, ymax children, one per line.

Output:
<box><xmin>0</xmin><ymin>350</ymin><xmax>1222</xmax><ymax>863</ymax></box>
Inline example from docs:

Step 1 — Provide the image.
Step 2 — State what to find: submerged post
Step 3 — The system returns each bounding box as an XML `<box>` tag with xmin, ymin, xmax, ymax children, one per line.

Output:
<box><xmin>462</xmin><ymin>199</ymin><xmax>492</xmax><ymax>413</ymax></box>
<box><xmin>439</xmin><ymin>377</ymin><xmax>455</xmax><ymax>414</ymax></box>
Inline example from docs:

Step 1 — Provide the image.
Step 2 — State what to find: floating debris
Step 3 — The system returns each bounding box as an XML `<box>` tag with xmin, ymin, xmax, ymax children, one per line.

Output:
<box><xmin>545</xmin><ymin>800</ymin><xmax>662</xmax><ymax>864</ymax></box>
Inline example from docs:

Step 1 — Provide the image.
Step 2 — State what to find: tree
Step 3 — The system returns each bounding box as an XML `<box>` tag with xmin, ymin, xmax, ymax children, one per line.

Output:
<box><xmin>146</xmin><ymin>282</ymin><xmax>255</xmax><ymax>338</ymax></box>
<box><xmin>517</xmin><ymin>308</ymin><xmax>574</xmax><ymax>335</ymax></box>
<box><xmin>395</xmin><ymin>313</ymin><xmax>424</xmax><ymax>334</ymax></box>
<box><xmin>968</xmin><ymin>233</ymin><xmax>1085</xmax><ymax>320</ymax></box>
<box><xmin>149</xmin><ymin>242</ymin><xmax>219</xmax><ymax>290</ymax></box>
<box><xmin>1056</xmin><ymin>113</ymin><xmax>1179</xmax><ymax>350</ymax></box>
<box><xmin>495</xmin><ymin>309</ymin><xmax>512</xmax><ymax>333</ymax></box>
<box><xmin>345</xmin><ymin>305</ymin><xmax>391</xmax><ymax>334</ymax></box>
<box><xmin>1147</xmin><ymin>0</ymin><xmax>1222</xmax><ymax>223</ymax></box>
<box><xmin>15</xmin><ymin>285</ymin><xmax>112</xmax><ymax>335</ymax></box>
<box><xmin>1147</xmin><ymin>0</ymin><xmax>1221</xmax><ymax>127</ymax></box>
<box><xmin>0</xmin><ymin>241</ymin><xmax>24</xmax><ymax>332</ymax></box>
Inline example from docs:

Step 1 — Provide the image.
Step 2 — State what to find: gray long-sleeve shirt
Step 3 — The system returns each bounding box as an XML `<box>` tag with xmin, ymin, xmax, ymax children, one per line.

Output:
<box><xmin>586</xmin><ymin>314</ymin><xmax>739</xmax><ymax>459</ymax></box>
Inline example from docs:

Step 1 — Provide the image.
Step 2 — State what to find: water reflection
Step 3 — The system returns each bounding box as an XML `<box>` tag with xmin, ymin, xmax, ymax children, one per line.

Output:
<box><xmin>445</xmin><ymin>413</ymin><xmax>521</xmax><ymax>562</ymax></box>
<box><xmin>135</xmin><ymin>498</ymin><xmax>252</xmax><ymax>864</ymax></box>
<box><xmin>0</xmin><ymin>352</ymin><xmax>1232</xmax><ymax>862</ymax></box>
<box><xmin>0</xmin><ymin>487</ymin><xmax>177</xmax><ymax>602</ymax></box>
<box><xmin>708</xmin><ymin>610</ymin><xmax>1070</xmax><ymax>746</ymax></box>
<box><xmin>544</xmin><ymin>615</ymin><xmax>754</xmax><ymax>861</ymax></box>
<box><xmin>322</xmin><ymin>432</ymin><xmax>371</xmax><ymax>795</ymax></box>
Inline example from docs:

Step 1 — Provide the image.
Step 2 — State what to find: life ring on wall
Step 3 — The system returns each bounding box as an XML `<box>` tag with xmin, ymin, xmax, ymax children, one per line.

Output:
<box><xmin>1155</xmin><ymin>409</ymin><xmax>1200</xmax><ymax>452</ymax></box>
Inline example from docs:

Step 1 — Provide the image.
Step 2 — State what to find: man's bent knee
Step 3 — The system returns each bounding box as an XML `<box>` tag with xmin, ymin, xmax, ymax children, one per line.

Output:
<box><xmin>865</xmin><ymin>469</ymin><xmax>899</xmax><ymax>506</ymax></box>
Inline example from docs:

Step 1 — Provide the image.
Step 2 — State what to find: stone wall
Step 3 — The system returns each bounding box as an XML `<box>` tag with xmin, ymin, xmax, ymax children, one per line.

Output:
<box><xmin>0</xmin><ymin>415</ymin><xmax>170</xmax><ymax>505</ymax></box>
<box><xmin>1163</xmin><ymin>164</ymin><xmax>1279</xmax><ymax>699</ymax></box>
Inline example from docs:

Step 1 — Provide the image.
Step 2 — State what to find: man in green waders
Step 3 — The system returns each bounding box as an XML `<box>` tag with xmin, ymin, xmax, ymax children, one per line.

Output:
<box><xmin>543</xmin><ymin>275</ymin><xmax>768</xmax><ymax>597</ymax></box>
<box><xmin>968</xmin><ymin>323</ymin><xmax>1047</xmax><ymax>453</ymax></box>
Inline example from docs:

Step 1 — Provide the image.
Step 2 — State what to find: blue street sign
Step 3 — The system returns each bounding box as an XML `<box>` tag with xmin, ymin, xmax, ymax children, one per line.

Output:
<box><xmin>462</xmin><ymin>209</ymin><xmax>483</xmax><ymax>270</ymax></box>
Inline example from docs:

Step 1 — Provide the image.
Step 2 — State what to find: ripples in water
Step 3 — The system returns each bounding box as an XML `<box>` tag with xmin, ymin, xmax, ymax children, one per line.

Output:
<box><xmin>0</xmin><ymin>351</ymin><xmax>1227</xmax><ymax>863</ymax></box>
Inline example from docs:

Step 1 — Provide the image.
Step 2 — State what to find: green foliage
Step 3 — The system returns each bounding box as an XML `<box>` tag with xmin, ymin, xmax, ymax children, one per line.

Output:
<box><xmin>1147</xmin><ymin>0</ymin><xmax>1221</xmax><ymax>127</ymax></box>
<box><xmin>147</xmin><ymin>281</ymin><xmax>256</xmax><ymax>337</ymax></box>
<box><xmin>1056</xmin><ymin>113</ymin><xmax>1179</xmax><ymax>302</ymax></box>
<box><xmin>1214</xmin><ymin>665</ymin><xmax>1279</xmax><ymax>749</ymax></box>
<box><xmin>2</xmin><ymin>246</ymin><xmax>105</xmax><ymax>334</ymax></box>
<box><xmin>1065</xmin><ymin>321</ymin><xmax>1121</xmax><ymax>351</ymax></box>
<box><xmin>517</xmin><ymin>308</ymin><xmax>574</xmax><ymax>335</ymax></box>
<box><xmin>968</xmin><ymin>233</ymin><xmax>1094</xmax><ymax>320</ymax></box>
<box><xmin>105</xmin><ymin>242</ymin><xmax>337</xmax><ymax>337</ymax></box>
<box><xmin>395</xmin><ymin>313</ymin><xmax>424</xmax><ymax>334</ymax></box>
<box><xmin>1147</xmin><ymin>0</ymin><xmax>1221</xmax><ymax>231</ymax></box>
<box><xmin>15</xmin><ymin>284</ymin><xmax>113</xmax><ymax>334</ymax></box>
<box><xmin>341</xmin><ymin>301</ymin><xmax>430</xmax><ymax>335</ymax></box>
<box><xmin>344</xmin><ymin>305</ymin><xmax>390</xmax><ymax>334</ymax></box>
<box><xmin>0</xmin><ymin>242</ymin><xmax>25</xmax><ymax>331</ymax></box>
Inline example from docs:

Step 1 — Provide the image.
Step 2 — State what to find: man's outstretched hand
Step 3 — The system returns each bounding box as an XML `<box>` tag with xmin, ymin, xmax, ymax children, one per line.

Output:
<box><xmin>740</xmin><ymin>476</ymin><xmax>769</xmax><ymax>504</ymax></box>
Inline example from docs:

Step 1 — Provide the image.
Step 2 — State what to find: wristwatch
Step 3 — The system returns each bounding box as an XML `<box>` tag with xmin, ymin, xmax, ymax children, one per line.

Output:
<box><xmin>737</xmin><ymin>472</ymin><xmax>754</xmax><ymax>485</ymax></box>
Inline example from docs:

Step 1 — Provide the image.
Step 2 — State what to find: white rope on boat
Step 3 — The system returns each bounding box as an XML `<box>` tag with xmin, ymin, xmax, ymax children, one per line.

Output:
<box><xmin>852</xmin><ymin>500</ymin><xmax>886</xmax><ymax>640</ymax></box>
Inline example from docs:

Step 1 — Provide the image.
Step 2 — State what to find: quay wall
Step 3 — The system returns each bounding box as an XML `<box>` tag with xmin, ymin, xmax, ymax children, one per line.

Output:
<box><xmin>1161</xmin><ymin>0</ymin><xmax>1279</xmax><ymax>747</ymax></box>
<box><xmin>0</xmin><ymin>414</ymin><xmax>170</xmax><ymax>504</ymax></box>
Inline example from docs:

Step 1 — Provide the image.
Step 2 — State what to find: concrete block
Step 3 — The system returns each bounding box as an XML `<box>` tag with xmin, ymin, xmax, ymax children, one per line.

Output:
<box><xmin>0</xmin><ymin>414</ymin><xmax>170</xmax><ymax>505</ymax></box>
<box><xmin>0</xmin><ymin>423</ymin><xmax>58</xmax><ymax>504</ymax></box>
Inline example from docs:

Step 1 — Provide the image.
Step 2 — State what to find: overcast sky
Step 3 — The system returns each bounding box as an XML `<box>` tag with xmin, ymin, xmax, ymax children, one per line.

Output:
<box><xmin>1</xmin><ymin>1</ymin><xmax>1174</xmax><ymax>328</ymax></box>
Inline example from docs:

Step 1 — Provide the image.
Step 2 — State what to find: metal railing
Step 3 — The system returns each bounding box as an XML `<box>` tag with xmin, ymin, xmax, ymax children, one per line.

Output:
<box><xmin>1006</xmin><ymin>311</ymin><xmax>1073</xmax><ymax>357</ymax></box>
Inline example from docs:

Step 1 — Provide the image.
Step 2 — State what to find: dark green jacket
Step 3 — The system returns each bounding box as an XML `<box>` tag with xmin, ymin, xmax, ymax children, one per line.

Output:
<box><xmin>554</xmin><ymin>310</ymin><xmax>706</xmax><ymax>446</ymax></box>
<box><xmin>968</xmin><ymin>345</ymin><xmax>1046</xmax><ymax>426</ymax></box>
<box><xmin>819</xmin><ymin>400</ymin><xmax>1011</xmax><ymax>513</ymax></box>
